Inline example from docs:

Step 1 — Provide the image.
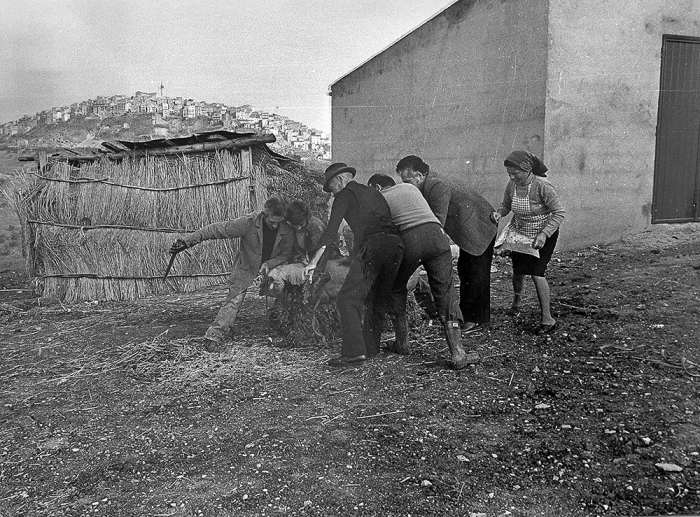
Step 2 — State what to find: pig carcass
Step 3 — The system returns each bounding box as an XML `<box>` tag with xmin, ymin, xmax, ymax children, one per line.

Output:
<box><xmin>265</xmin><ymin>258</ymin><xmax>425</xmax><ymax>308</ymax></box>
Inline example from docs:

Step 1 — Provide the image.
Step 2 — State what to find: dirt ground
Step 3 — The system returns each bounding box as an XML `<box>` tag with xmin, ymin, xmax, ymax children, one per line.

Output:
<box><xmin>0</xmin><ymin>223</ymin><xmax>699</xmax><ymax>517</ymax></box>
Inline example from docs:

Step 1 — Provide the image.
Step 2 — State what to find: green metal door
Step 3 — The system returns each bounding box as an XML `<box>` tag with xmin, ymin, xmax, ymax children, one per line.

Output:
<box><xmin>652</xmin><ymin>35</ymin><xmax>700</xmax><ymax>223</ymax></box>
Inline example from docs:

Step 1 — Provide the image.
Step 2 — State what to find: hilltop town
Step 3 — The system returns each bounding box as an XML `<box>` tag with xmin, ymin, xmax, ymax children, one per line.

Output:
<box><xmin>0</xmin><ymin>89</ymin><xmax>331</xmax><ymax>160</ymax></box>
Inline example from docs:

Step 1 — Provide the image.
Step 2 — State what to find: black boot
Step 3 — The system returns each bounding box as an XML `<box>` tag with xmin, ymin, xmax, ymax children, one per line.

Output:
<box><xmin>444</xmin><ymin>320</ymin><xmax>480</xmax><ymax>369</ymax></box>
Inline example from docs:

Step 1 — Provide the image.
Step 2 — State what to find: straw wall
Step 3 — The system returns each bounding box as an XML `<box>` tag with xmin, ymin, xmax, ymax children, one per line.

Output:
<box><xmin>6</xmin><ymin>149</ymin><xmax>270</xmax><ymax>301</ymax></box>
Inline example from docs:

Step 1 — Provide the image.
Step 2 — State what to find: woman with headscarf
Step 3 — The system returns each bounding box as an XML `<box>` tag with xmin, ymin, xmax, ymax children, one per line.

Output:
<box><xmin>492</xmin><ymin>151</ymin><xmax>565</xmax><ymax>334</ymax></box>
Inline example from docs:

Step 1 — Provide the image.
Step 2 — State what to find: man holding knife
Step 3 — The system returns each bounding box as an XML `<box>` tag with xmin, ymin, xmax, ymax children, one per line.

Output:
<box><xmin>170</xmin><ymin>195</ymin><xmax>294</xmax><ymax>352</ymax></box>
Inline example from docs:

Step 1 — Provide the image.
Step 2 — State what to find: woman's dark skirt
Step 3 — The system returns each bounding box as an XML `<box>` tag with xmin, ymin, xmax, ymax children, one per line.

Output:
<box><xmin>511</xmin><ymin>230</ymin><xmax>559</xmax><ymax>277</ymax></box>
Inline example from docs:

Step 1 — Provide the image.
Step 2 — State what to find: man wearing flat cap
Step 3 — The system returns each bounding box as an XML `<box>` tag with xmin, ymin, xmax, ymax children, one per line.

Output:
<box><xmin>304</xmin><ymin>162</ymin><xmax>404</xmax><ymax>368</ymax></box>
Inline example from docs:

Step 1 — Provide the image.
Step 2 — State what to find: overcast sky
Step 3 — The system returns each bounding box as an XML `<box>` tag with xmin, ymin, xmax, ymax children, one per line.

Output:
<box><xmin>0</xmin><ymin>0</ymin><xmax>457</xmax><ymax>133</ymax></box>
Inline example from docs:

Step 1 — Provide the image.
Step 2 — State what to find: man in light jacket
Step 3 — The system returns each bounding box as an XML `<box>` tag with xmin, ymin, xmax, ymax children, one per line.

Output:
<box><xmin>170</xmin><ymin>195</ymin><xmax>294</xmax><ymax>351</ymax></box>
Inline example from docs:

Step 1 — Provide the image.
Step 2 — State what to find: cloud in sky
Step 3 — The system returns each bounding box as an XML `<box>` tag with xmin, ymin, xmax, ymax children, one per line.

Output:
<box><xmin>0</xmin><ymin>0</ymin><xmax>456</xmax><ymax>132</ymax></box>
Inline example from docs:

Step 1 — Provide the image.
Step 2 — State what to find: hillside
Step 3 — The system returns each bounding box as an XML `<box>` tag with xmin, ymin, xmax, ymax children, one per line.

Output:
<box><xmin>0</xmin><ymin>113</ymin><xmax>313</xmax><ymax>157</ymax></box>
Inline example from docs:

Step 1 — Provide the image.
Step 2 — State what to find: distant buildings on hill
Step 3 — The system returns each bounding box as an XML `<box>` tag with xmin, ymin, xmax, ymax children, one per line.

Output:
<box><xmin>0</xmin><ymin>91</ymin><xmax>331</xmax><ymax>159</ymax></box>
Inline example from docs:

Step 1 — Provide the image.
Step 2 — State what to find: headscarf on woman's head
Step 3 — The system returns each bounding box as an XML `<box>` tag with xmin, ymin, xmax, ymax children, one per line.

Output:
<box><xmin>503</xmin><ymin>151</ymin><xmax>548</xmax><ymax>177</ymax></box>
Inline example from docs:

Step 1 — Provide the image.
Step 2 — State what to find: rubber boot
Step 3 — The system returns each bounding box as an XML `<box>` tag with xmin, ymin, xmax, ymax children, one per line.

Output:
<box><xmin>386</xmin><ymin>315</ymin><xmax>411</xmax><ymax>355</ymax></box>
<box><xmin>444</xmin><ymin>320</ymin><xmax>480</xmax><ymax>369</ymax></box>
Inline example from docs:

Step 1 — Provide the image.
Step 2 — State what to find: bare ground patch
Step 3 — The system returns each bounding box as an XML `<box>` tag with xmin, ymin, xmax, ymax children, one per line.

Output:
<box><xmin>0</xmin><ymin>224</ymin><xmax>699</xmax><ymax>516</ymax></box>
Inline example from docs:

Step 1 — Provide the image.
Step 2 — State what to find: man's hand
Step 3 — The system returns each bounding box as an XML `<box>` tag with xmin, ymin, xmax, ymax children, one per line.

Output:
<box><xmin>532</xmin><ymin>232</ymin><xmax>547</xmax><ymax>250</ymax></box>
<box><xmin>259</xmin><ymin>263</ymin><xmax>270</xmax><ymax>276</ymax></box>
<box><xmin>491</xmin><ymin>211</ymin><xmax>502</xmax><ymax>224</ymax></box>
<box><xmin>170</xmin><ymin>239</ymin><xmax>188</xmax><ymax>254</ymax></box>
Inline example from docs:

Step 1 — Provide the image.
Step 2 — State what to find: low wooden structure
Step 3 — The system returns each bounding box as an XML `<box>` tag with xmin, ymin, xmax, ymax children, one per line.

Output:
<box><xmin>4</xmin><ymin>131</ymin><xmax>326</xmax><ymax>302</ymax></box>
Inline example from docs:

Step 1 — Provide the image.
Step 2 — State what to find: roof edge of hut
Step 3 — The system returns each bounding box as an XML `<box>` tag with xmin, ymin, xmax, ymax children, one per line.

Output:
<box><xmin>17</xmin><ymin>130</ymin><xmax>292</xmax><ymax>166</ymax></box>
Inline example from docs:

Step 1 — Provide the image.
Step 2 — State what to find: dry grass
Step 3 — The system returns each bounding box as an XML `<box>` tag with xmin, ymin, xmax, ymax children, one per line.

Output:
<box><xmin>36</xmin><ymin>226</ymin><xmax>236</xmax><ymax>301</ymax></box>
<box><xmin>0</xmin><ymin>283</ymin><xmax>333</xmax><ymax>407</ymax></box>
<box><xmin>264</xmin><ymin>160</ymin><xmax>328</xmax><ymax>221</ymax></box>
<box><xmin>1</xmin><ymin>319</ymin><xmax>329</xmax><ymax>404</ymax></box>
<box><xmin>97</xmin><ymin>332</ymin><xmax>329</xmax><ymax>393</ymax></box>
<box><xmin>32</xmin><ymin>152</ymin><xmax>251</xmax><ymax>228</ymax></box>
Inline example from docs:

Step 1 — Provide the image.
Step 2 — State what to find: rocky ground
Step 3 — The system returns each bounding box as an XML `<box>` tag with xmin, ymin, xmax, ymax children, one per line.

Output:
<box><xmin>0</xmin><ymin>224</ymin><xmax>699</xmax><ymax>516</ymax></box>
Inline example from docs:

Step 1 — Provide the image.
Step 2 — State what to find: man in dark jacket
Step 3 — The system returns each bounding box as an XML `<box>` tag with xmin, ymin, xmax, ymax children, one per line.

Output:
<box><xmin>170</xmin><ymin>196</ymin><xmax>294</xmax><ymax>351</ymax></box>
<box><xmin>397</xmin><ymin>155</ymin><xmax>497</xmax><ymax>333</ymax></box>
<box><xmin>304</xmin><ymin>163</ymin><xmax>404</xmax><ymax>368</ymax></box>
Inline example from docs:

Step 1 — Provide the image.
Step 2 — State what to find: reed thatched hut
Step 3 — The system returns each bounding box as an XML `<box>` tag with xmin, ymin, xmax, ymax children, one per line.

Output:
<box><xmin>4</xmin><ymin>131</ymin><xmax>327</xmax><ymax>302</ymax></box>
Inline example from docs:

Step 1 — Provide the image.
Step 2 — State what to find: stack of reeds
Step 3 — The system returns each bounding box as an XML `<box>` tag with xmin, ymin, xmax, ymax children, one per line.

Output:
<box><xmin>3</xmin><ymin>144</ymin><xmax>327</xmax><ymax>302</ymax></box>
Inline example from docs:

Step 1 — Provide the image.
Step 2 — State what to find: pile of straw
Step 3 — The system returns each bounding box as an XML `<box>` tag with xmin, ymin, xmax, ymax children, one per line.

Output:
<box><xmin>95</xmin><ymin>327</ymin><xmax>326</xmax><ymax>390</ymax></box>
<box><xmin>264</xmin><ymin>160</ymin><xmax>329</xmax><ymax>221</ymax></box>
<box><xmin>159</xmin><ymin>341</ymin><xmax>325</xmax><ymax>393</ymax></box>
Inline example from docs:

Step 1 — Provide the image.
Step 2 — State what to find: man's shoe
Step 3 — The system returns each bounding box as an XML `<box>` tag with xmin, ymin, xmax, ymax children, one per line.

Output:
<box><xmin>462</xmin><ymin>322</ymin><xmax>484</xmax><ymax>334</ymax></box>
<box><xmin>327</xmin><ymin>355</ymin><xmax>367</xmax><ymax>368</ymax></box>
<box><xmin>506</xmin><ymin>307</ymin><xmax>520</xmax><ymax>316</ymax></box>
<box><xmin>202</xmin><ymin>337</ymin><xmax>225</xmax><ymax>353</ymax></box>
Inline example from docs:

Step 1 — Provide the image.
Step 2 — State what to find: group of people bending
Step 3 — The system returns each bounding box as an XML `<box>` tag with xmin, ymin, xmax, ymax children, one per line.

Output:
<box><xmin>170</xmin><ymin>151</ymin><xmax>565</xmax><ymax>369</ymax></box>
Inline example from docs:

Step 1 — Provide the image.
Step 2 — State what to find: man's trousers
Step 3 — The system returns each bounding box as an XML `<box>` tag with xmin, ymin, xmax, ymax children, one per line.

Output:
<box><xmin>336</xmin><ymin>233</ymin><xmax>403</xmax><ymax>357</ymax></box>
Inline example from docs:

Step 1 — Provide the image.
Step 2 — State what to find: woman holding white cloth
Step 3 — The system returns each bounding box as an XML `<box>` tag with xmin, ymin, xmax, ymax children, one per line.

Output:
<box><xmin>492</xmin><ymin>151</ymin><xmax>565</xmax><ymax>334</ymax></box>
